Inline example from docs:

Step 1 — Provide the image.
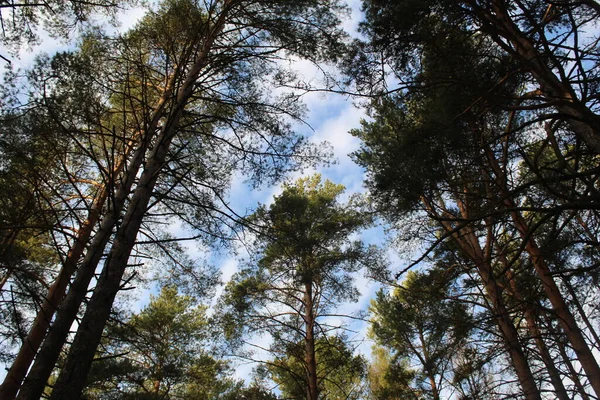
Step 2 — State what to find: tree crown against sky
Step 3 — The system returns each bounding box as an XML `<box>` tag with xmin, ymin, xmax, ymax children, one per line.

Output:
<box><xmin>1</xmin><ymin>0</ymin><xmax>355</xmax><ymax>398</ymax></box>
<box><xmin>1</xmin><ymin>0</ymin><xmax>600</xmax><ymax>398</ymax></box>
<box><xmin>221</xmin><ymin>175</ymin><xmax>376</xmax><ymax>399</ymax></box>
<box><xmin>83</xmin><ymin>285</ymin><xmax>241</xmax><ymax>400</ymax></box>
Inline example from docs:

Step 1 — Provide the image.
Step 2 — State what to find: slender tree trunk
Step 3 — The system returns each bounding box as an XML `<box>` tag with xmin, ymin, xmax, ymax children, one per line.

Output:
<box><xmin>421</xmin><ymin>197</ymin><xmax>541</xmax><ymax>400</ymax></box>
<box><xmin>0</xmin><ymin>185</ymin><xmax>108</xmax><ymax>399</ymax></box>
<box><xmin>45</xmin><ymin>9</ymin><xmax>231</xmax><ymax>398</ymax></box>
<box><xmin>474</xmin><ymin>258</ymin><xmax>541</xmax><ymax>400</ymax></box>
<box><xmin>417</xmin><ymin>328</ymin><xmax>440</xmax><ymax>400</ymax></box>
<box><xmin>555</xmin><ymin>329</ymin><xmax>592</xmax><ymax>399</ymax></box>
<box><xmin>15</xmin><ymin>57</ymin><xmax>184</xmax><ymax>400</ymax></box>
<box><xmin>543</xmin><ymin>312</ymin><xmax>592</xmax><ymax>400</ymax></box>
<box><xmin>48</xmin><ymin>103</ymin><xmax>181</xmax><ymax>400</ymax></box>
<box><xmin>304</xmin><ymin>281</ymin><xmax>319</xmax><ymax>400</ymax></box>
<box><xmin>16</xmin><ymin>142</ymin><xmax>147</xmax><ymax>400</ymax></box>
<box><xmin>485</xmin><ymin>147</ymin><xmax>600</xmax><ymax>396</ymax></box>
<box><xmin>499</xmin><ymin>256</ymin><xmax>570</xmax><ymax>400</ymax></box>
<box><xmin>468</xmin><ymin>0</ymin><xmax>600</xmax><ymax>153</ymax></box>
<box><xmin>511</xmin><ymin>211</ymin><xmax>600</xmax><ymax>396</ymax></box>
<box><xmin>562</xmin><ymin>276</ymin><xmax>600</xmax><ymax>349</ymax></box>
<box><xmin>523</xmin><ymin>308</ymin><xmax>569</xmax><ymax>400</ymax></box>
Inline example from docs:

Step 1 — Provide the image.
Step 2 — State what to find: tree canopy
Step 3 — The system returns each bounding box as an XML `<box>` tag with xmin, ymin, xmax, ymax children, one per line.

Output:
<box><xmin>1</xmin><ymin>0</ymin><xmax>600</xmax><ymax>399</ymax></box>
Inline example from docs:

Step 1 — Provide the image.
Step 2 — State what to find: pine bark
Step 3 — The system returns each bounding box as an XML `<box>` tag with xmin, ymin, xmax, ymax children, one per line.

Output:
<box><xmin>500</xmin><ymin>256</ymin><xmax>570</xmax><ymax>400</ymax></box>
<box><xmin>304</xmin><ymin>281</ymin><xmax>319</xmax><ymax>400</ymax></box>
<box><xmin>15</xmin><ymin>55</ymin><xmax>184</xmax><ymax>399</ymax></box>
<box><xmin>45</xmin><ymin>7</ymin><xmax>231</xmax><ymax>398</ymax></box>
<box><xmin>15</xmin><ymin>142</ymin><xmax>147</xmax><ymax>400</ymax></box>
<box><xmin>485</xmin><ymin>147</ymin><xmax>600</xmax><ymax>396</ymax></box>
<box><xmin>551</xmin><ymin>321</ymin><xmax>592</xmax><ymax>400</ymax></box>
<box><xmin>421</xmin><ymin>196</ymin><xmax>542</xmax><ymax>400</ymax></box>
<box><xmin>0</xmin><ymin>185</ymin><xmax>107</xmax><ymax>400</ymax></box>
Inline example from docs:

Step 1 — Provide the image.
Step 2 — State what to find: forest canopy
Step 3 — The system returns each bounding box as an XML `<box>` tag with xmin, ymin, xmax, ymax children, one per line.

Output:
<box><xmin>1</xmin><ymin>0</ymin><xmax>600</xmax><ymax>399</ymax></box>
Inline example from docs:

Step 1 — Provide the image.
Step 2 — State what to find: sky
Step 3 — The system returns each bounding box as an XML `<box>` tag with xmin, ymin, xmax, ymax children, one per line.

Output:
<box><xmin>208</xmin><ymin>0</ymin><xmax>392</xmax><ymax>380</ymax></box>
<box><xmin>5</xmin><ymin>2</ymin><xmax>597</xmax><ymax>393</ymax></box>
<box><xmin>0</xmin><ymin>0</ymin><xmax>394</xmax><ymax>385</ymax></box>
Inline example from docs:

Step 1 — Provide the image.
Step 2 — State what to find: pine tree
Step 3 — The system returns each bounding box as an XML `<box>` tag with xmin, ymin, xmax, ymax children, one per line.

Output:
<box><xmin>222</xmin><ymin>175</ymin><xmax>375</xmax><ymax>400</ymax></box>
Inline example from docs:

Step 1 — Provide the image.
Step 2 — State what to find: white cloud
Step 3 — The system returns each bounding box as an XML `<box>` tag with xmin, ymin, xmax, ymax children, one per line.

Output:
<box><xmin>114</xmin><ymin>6</ymin><xmax>147</xmax><ymax>33</ymax></box>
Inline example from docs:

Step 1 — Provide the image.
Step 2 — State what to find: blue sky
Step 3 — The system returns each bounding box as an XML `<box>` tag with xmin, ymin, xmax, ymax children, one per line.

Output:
<box><xmin>1</xmin><ymin>0</ymin><xmax>395</xmax><ymax>386</ymax></box>
<box><xmin>207</xmin><ymin>0</ymin><xmax>390</xmax><ymax>379</ymax></box>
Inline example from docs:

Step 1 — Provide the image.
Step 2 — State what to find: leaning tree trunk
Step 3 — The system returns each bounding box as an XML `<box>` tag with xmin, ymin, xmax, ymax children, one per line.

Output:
<box><xmin>509</xmin><ymin>207</ymin><xmax>600</xmax><ymax>396</ymax></box>
<box><xmin>0</xmin><ymin>184</ymin><xmax>108</xmax><ymax>399</ymax></box>
<box><xmin>304</xmin><ymin>280</ymin><xmax>319</xmax><ymax>400</ymax></box>
<box><xmin>44</xmin><ymin>9</ymin><xmax>231</xmax><ymax>399</ymax></box>
<box><xmin>499</xmin><ymin>255</ymin><xmax>570</xmax><ymax>400</ymax></box>
<box><xmin>15</xmin><ymin>140</ymin><xmax>149</xmax><ymax>400</ymax></box>
<box><xmin>48</xmin><ymin>109</ymin><xmax>180</xmax><ymax>399</ymax></box>
<box><xmin>421</xmin><ymin>196</ymin><xmax>542</xmax><ymax>400</ymax></box>
<box><xmin>485</xmin><ymin>147</ymin><xmax>600</xmax><ymax>397</ymax></box>
<box><xmin>14</xmin><ymin>69</ymin><xmax>180</xmax><ymax>400</ymax></box>
<box><xmin>0</xmin><ymin>118</ymin><xmax>154</xmax><ymax>398</ymax></box>
<box><xmin>562</xmin><ymin>276</ymin><xmax>600</xmax><ymax>350</ymax></box>
<box><xmin>549</xmin><ymin>319</ymin><xmax>592</xmax><ymax>400</ymax></box>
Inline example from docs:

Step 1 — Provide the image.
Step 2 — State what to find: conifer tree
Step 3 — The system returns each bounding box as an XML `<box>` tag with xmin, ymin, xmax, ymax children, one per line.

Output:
<box><xmin>222</xmin><ymin>175</ymin><xmax>374</xmax><ymax>400</ymax></box>
<box><xmin>9</xmin><ymin>1</ymin><xmax>349</xmax><ymax>398</ymax></box>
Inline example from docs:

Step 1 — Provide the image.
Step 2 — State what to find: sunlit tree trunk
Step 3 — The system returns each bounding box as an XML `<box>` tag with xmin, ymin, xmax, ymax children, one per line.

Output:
<box><xmin>45</xmin><ymin>9</ymin><xmax>231</xmax><ymax>398</ymax></box>
<box><xmin>485</xmin><ymin>147</ymin><xmax>600</xmax><ymax>396</ymax></box>
<box><xmin>304</xmin><ymin>281</ymin><xmax>319</xmax><ymax>400</ymax></box>
<box><xmin>16</xmin><ymin>67</ymin><xmax>179</xmax><ymax>400</ymax></box>
<box><xmin>500</xmin><ymin>256</ymin><xmax>570</xmax><ymax>400</ymax></box>
<box><xmin>421</xmin><ymin>196</ymin><xmax>542</xmax><ymax>400</ymax></box>
<box><xmin>0</xmin><ymin>185</ymin><xmax>107</xmax><ymax>399</ymax></box>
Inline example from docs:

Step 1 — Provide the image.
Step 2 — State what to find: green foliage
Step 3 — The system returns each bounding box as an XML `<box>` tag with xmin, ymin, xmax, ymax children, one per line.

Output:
<box><xmin>221</xmin><ymin>175</ymin><xmax>375</xmax><ymax>397</ymax></box>
<box><xmin>0</xmin><ymin>0</ymin><xmax>135</xmax><ymax>53</ymax></box>
<box><xmin>367</xmin><ymin>346</ymin><xmax>417</xmax><ymax>400</ymax></box>
<box><xmin>350</xmin><ymin>15</ymin><xmax>522</xmax><ymax>214</ymax></box>
<box><xmin>221</xmin><ymin>385</ymin><xmax>279</xmax><ymax>400</ymax></box>
<box><xmin>269</xmin><ymin>336</ymin><xmax>366</xmax><ymax>400</ymax></box>
<box><xmin>83</xmin><ymin>286</ymin><xmax>238</xmax><ymax>399</ymax></box>
<box><xmin>222</xmin><ymin>175</ymin><xmax>375</xmax><ymax>338</ymax></box>
<box><xmin>256</xmin><ymin>175</ymin><xmax>372</xmax><ymax>289</ymax></box>
<box><xmin>370</xmin><ymin>268</ymin><xmax>474</xmax><ymax>398</ymax></box>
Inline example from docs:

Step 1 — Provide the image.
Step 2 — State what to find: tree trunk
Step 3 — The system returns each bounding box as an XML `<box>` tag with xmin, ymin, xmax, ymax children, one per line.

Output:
<box><xmin>562</xmin><ymin>276</ymin><xmax>600</xmax><ymax>350</ymax></box>
<box><xmin>417</xmin><ymin>327</ymin><xmax>440</xmax><ymax>400</ymax></box>
<box><xmin>523</xmin><ymin>308</ymin><xmax>569</xmax><ymax>400</ymax></box>
<box><xmin>474</xmin><ymin>258</ymin><xmax>541</xmax><ymax>400</ymax></box>
<box><xmin>553</xmin><ymin>325</ymin><xmax>592</xmax><ymax>400</ymax></box>
<box><xmin>47</xmin><ymin>116</ymin><xmax>177</xmax><ymax>399</ymax></box>
<box><xmin>16</xmin><ymin>142</ymin><xmax>148</xmax><ymax>400</ymax></box>
<box><xmin>511</xmin><ymin>209</ymin><xmax>600</xmax><ymax>396</ymax></box>
<box><xmin>0</xmin><ymin>185</ymin><xmax>107</xmax><ymax>399</ymax></box>
<box><xmin>484</xmin><ymin>147</ymin><xmax>600</xmax><ymax>396</ymax></box>
<box><xmin>45</xmin><ymin>9</ymin><xmax>230</xmax><ymax>398</ymax></box>
<box><xmin>15</xmin><ymin>55</ymin><xmax>184</xmax><ymax>400</ymax></box>
<box><xmin>304</xmin><ymin>281</ymin><xmax>319</xmax><ymax>400</ymax></box>
<box><xmin>421</xmin><ymin>197</ymin><xmax>541</xmax><ymax>400</ymax></box>
<box><xmin>499</xmin><ymin>255</ymin><xmax>570</xmax><ymax>400</ymax></box>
